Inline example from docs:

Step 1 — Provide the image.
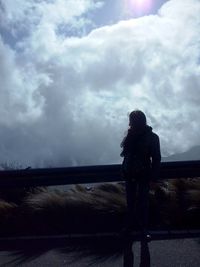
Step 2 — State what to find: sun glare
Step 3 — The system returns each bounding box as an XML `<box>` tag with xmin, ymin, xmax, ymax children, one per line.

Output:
<box><xmin>125</xmin><ymin>0</ymin><xmax>153</xmax><ymax>14</ymax></box>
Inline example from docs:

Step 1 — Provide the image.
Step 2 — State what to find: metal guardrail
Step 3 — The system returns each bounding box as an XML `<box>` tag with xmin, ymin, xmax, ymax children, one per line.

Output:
<box><xmin>0</xmin><ymin>230</ymin><xmax>200</xmax><ymax>250</ymax></box>
<box><xmin>0</xmin><ymin>160</ymin><xmax>200</xmax><ymax>187</ymax></box>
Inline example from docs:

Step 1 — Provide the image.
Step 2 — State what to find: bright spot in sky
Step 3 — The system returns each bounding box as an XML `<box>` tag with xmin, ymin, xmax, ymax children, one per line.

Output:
<box><xmin>125</xmin><ymin>0</ymin><xmax>153</xmax><ymax>14</ymax></box>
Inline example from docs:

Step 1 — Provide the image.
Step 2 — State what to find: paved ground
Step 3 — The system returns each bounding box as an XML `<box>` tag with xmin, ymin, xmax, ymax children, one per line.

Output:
<box><xmin>0</xmin><ymin>238</ymin><xmax>199</xmax><ymax>267</ymax></box>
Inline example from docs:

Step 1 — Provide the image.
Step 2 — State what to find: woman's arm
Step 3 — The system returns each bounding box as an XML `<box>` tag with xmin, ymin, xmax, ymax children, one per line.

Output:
<box><xmin>151</xmin><ymin>134</ymin><xmax>161</xmax><ymax>181</ymax></box>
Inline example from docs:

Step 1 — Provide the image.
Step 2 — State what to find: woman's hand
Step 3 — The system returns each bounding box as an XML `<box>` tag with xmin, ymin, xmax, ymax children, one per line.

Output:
<box><xmin>150</xmin><ymin>181</ymin><xmax>157</xmax><ymax>190</ymax></box>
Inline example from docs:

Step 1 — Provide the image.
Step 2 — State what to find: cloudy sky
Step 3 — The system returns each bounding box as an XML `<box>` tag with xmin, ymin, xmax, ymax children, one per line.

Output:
<box><xmin>0</xmin><ymin>0</ymin><xmax>200</xmax><ymax>168</ymax></box>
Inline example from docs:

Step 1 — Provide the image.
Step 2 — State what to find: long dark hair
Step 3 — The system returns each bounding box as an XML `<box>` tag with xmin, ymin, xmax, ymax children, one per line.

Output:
<box><xmin>129</xmin><ymin>110</ymin><xmax>146</xmax><ymax>129</ymax></box>
<box><xmin>120</xmin><ymin>110</ymin><xmax>147</xmax><ymax>156</ymax></box>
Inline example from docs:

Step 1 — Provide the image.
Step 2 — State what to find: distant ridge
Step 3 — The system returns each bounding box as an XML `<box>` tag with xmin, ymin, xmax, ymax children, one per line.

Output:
<box><xmin>162</xmin><ymin>145</ymin><xmax>200</xmax><ymax>162</ymax></box>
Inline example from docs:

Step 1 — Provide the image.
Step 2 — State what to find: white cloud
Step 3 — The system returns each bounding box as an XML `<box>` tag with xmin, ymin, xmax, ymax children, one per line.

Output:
<box><xmin>0</xmin><ymin>0</ymin><xmax>200</xmax><ymax>167</ymax></box>
<box><xmin>0</xmin><ymin>0</ymin><xmax>103</xmax><ymax>42</ymax></box>
<box><xmin>0</xmin><ymin>37</ymin><xmax>50</xmax><ymax>126</ymax></box>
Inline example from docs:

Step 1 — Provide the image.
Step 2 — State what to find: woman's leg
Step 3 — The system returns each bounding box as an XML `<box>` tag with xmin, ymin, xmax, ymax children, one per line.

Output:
<box><xmin>125</xmin><ymin>180</ymin><xmax>137</xmax><ymax>229</ymax></box>
<box><xmin>138</xmin><ymin>179</ymin><xmax>150</xmax><ymax>234</ymax></box>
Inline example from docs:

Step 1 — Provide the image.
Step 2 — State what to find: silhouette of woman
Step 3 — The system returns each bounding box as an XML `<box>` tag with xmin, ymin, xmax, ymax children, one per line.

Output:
<box><xmin>121</xmin><ymin>110</ymin><xmax>161</xmax><ymax>239</ymax></box>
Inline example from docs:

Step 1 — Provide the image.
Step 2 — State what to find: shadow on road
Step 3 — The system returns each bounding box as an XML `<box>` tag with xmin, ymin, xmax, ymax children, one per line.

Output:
<box><xmin>0</xmin><ymin>234</ymin><xmax>152</xmax><ymax>267</ymax></box>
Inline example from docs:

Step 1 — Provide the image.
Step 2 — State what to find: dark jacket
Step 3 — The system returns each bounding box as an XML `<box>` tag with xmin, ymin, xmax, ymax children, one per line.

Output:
<box><xmin>121</xmin><ymin>125</ymin><xmax>161</xmax><ymax>181</ymax></box>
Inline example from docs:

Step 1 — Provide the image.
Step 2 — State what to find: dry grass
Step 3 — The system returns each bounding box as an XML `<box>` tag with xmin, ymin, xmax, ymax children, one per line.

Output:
<box><xmin>0</xmin><ymin>179</ymin><xmax>199</xmax><ymax>236</ymax></box>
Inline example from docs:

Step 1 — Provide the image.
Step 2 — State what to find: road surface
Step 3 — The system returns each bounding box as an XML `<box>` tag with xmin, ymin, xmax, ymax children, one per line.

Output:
<box><xmin>0</xmin><ymin>238</ymin><xmax>199</xmax><ymax>266</ymax></box>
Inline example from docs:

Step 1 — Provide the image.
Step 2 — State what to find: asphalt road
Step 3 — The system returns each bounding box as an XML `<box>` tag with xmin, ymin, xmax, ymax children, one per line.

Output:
<box><xmin>0</xmin><ymin>238</ymin><xmax>199</xmax><ymax>267</ymax></box>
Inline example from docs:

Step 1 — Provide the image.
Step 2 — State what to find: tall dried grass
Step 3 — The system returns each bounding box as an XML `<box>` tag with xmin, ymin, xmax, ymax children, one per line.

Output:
<box><xmin>0</xmin><ymin>178</ymin><xmax>199</xmax><ymax>236</ymax></box>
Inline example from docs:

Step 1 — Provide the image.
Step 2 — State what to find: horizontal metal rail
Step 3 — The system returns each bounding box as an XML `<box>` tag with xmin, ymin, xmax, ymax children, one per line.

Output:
<box><xmin>0</xmin><ymin>160</ymin><xmax>200</xmax><ymax>187</ymax></box>
<box><xmin>0</xmin><ymin>230</ymin><xmax>199</xmax><ymax>250</ymax></box>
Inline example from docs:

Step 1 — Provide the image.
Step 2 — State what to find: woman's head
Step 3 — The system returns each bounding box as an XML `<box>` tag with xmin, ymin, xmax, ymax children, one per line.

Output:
<box><xmin>129</xmin><ymin>110</ymin><xmax>146</xmax><ymax>129</ymax></box>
